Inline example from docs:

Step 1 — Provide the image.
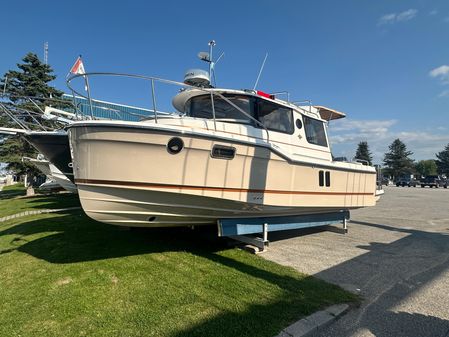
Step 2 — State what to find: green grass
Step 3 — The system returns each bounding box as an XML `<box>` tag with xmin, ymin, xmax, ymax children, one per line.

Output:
<box><xmin>0</xmin><ymin>189</ymin><xmax>80</xmax><ymax>217</ymax></box>
<box><xmin>0</xmin><ymin>182</ymin><xmax>27</xmax><ymax>198</ymax></box>
<box><xmin>0</xmin><ymin>194</ymin><xmax>358</xmax><ymax>337</ymax></box>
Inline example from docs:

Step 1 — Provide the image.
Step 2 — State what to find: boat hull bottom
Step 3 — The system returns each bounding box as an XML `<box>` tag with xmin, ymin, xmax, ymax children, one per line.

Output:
<box><xmin>77</xmin><ymin>184</ymin><xmax>356</xmax><ymax>228</ymax></box>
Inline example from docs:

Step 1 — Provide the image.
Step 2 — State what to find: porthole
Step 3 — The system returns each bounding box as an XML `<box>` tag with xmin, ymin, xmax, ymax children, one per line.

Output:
<box><xmin>167</xmin><ymin>137</ymin><xmax>184</xmax><ymax>155</ymax></box>
<box><xmin>296</xmin><ymin>118</ymin><xmax>303</xmax><ymax>129</ymax></box>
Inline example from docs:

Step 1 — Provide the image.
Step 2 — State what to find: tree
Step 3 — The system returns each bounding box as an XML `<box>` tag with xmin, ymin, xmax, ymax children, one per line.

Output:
<box><xmin>436</xmin><ymin>143</ymin><xmax>449</xmax><ymax>176</ymax></box>
<box><xmin>415</xmin><ymin>160</ymin><xmax>438</xmax><ymax>177</ymax></box>
<box><xmin>1</xmin><ymin>53</ymin><xmax>64</xmax><ymax>103</ymax></box>
<box><xmin>0</xmin><ymin>137</ymin><xmax>41</xmax><ymax>176</ymax></box>
<box><xmin>0</xmin><ymin>52</ymin><xmax>63</xmax><ymax>180</ymax></box>
<box><xmin>383</xmin><ymin>139</ymin><xmax>414</xmax><ymax>179</ymax></box>
<box><xmin>355</xmin><ymin>141</ymin><xmax>373</xmax><ymax>165</ymax></box>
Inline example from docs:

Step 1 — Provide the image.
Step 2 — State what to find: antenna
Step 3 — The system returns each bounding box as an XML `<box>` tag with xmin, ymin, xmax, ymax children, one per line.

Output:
<box><xmin>208</xmin><ymin>40</ymin><xmax>216</xmax><ymax>77</ymax></box>
<box><xmin>197</xmin><ymin>40</ymin><xmax>224</xmax><ymax>87</ymax></box>
<box><xmin>253</xmin><ymin>52</ymin><xmax>268</xmax><ymax>90</ymax></box>
<box><xmin>44</xmin><ymin>42</ymin><xmax>49</xmax><ymax>65</ymax></box>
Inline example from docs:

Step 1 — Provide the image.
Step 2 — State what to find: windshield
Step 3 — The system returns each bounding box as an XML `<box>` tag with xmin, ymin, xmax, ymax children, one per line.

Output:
<box><xmin>186</xmin><ymin>94</ymin><xmax>255</xmax><ymax>124</ymax></box>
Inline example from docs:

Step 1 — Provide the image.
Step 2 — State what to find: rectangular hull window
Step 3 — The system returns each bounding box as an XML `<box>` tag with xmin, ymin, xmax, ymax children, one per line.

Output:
<box><xmin>211</xmin><ymin>145</ymin><xmax>236</xmax><ymax>160</ymax></box>
<box><xmin>319</xmin><ymin>170</ymin><xmax>324</xmax><ymax>186</ymax></box>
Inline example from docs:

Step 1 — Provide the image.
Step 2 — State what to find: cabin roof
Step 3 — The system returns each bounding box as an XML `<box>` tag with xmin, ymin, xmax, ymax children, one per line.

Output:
<box><xmin>314</xmin><ymin>106</ymin><xmax>346</xmax><ymax>120</ymax></box>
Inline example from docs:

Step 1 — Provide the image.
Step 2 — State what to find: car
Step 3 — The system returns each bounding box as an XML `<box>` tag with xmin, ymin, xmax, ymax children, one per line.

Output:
<box><xmin>396</xmin><ymin>177</ymin><xmax>418</xmax><ymax>187</ymax></box>
<box><xmin>377</xmin><ymin>177</ymin><xmax>390</xmax><ymax>186</ymax></box>
<box><xmin>421</xmin><ymin>175</ymin><xmax>448</xmax><ymax>188</ymax></box>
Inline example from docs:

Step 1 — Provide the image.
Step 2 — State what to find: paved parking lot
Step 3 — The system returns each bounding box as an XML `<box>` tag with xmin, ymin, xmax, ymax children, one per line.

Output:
<box><xmin>263</xmin><ymin>186</ymin><xmax>449</xmax><ymax>337</ymax></box>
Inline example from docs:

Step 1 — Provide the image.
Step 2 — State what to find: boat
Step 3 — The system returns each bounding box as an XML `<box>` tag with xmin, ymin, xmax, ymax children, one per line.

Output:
<box><xmin>67</xmin><ymin>45</ymin><xmax>383</xmax><ymax>227</ymax></box>
<box><xmin>22</xmin><ymin>155</ymin><xmax>77</xmax><ymax>193</ymax></box>
<box><xmin>1</xmin><ymin>95</ymin><xmax>159</xmax><ymax>187</ymax></box>
<box><xmin>23</xmin><ymin>130</ymin><xmax>74</xmax><ymax>182</ymax></box>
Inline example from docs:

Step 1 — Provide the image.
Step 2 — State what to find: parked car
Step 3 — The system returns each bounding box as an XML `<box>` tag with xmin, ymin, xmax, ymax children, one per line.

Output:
<box><xmin>377</xmin><ymin>177</ymin><xmax>390</xmax><ymax>186</ymax></box>
<box><xmin>396</xmin><ymin>177</ymin><xmax>418</xmax><ymax>187</ymax></box>
<box><xmin>421</xmin><ymin>176</ymin><xmax>448</xmax><ymax>188</ymax></box>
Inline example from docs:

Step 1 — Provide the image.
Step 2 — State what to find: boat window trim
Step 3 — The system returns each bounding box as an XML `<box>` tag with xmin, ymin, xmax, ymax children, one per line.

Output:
<box><xmin>254</xmin><ymin>97</ymin><xmax>295</xmax><ymax>135</ymax></box>
<box><xmin>303</xmin><ymin>115</ymin><xmax>328</xmax><ymax>147</ymax></box>
<box><xmin>185</xmin><ymin>94</ymin><xmax>255</xmax><ymax>125</ymax></box>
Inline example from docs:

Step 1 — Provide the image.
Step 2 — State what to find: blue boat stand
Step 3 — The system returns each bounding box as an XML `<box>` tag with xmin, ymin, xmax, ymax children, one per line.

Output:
<box><xmin>217</xmin><ymin>211</ymin><xmax>350</xmax><ymax>252</ymax></box>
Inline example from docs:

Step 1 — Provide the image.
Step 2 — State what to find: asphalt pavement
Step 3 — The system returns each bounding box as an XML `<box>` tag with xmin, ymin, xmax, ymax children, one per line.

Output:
<box><xmin>263</xmin><ymin>186</ymin><xmax>449</xmax><ymax>337</ymax></box>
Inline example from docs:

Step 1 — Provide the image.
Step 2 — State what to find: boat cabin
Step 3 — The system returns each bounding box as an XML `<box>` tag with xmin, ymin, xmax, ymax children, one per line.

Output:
<box><xmin>172</xmin><ymin>88</ymin><xmax>346</xmax><ymax>162</ymax></box>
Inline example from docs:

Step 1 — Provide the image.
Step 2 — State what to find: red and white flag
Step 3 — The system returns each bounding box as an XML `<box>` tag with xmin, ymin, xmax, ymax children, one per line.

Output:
<box><xmin>70</xmin><ymin>56</ymin><xmax>85</xmax><ymax>75</ymax></box>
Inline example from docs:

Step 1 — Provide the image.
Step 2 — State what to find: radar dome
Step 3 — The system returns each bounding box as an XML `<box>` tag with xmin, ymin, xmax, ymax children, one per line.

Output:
<box><xmin>183</xmin><ymin>69</ymin><xmax>210</xmax><ymax>87</ymax></box>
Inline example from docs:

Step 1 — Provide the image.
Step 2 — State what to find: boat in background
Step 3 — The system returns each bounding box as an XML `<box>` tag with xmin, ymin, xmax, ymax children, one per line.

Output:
<box><xmin>0</xmin><ymin>94</ymin><xmax>162</xmax><ymax>188</ymax></box>
<box><xmin>22</xmin><ymin>156</ymin><xmax>77</xmax><ymax>193</ymax></box>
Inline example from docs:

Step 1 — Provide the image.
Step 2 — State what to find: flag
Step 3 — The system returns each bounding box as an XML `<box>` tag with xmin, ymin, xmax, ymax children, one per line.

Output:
<box><xmin>70</xmin><ymin>56</ymin><xmax>85</xmax><ymax>75</ymax></box>
<box><xmin>69</xmin><ymin>56</ymin><xmax>88</xmax><ymax>91</ymax></box>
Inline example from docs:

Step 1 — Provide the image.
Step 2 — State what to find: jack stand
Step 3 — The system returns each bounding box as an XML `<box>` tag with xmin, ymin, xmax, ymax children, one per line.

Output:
<box><xmin>229</xmin><ymin>223</ymin><xmax>269</xmax><ymax>253</ymax></box>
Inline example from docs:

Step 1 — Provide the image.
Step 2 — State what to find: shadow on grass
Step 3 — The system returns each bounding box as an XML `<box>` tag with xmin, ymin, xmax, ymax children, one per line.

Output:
<box><xmin>20</xmin><ymin>193</ymin><xmax>81</xmax><ymax>209</ymax></box>
<box><xmin>0</xmin><ymin>212</ymin><xmax>225</xmax><ymax>262</ymax></box>
<box><xmin>0</xmin><ymin>190</ymin><xmax>26</xmax><ymax>199</ymax></box>
<box><xmin>0</xmin><ymin>212</ymin><xmax>357</xmax><ymax>337</ymax></box>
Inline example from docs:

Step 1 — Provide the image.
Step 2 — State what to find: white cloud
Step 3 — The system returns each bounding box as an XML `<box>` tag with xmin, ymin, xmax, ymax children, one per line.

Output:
<box><xmin>429</xmin><ymin>10</ymin><xmax>438</xmax><ymax>16</ymax></box>
<box><xmin>378</xmin><ymin>13</ymin><xmax>396</xmax><ymax>25</ymax></box>
<box><xmin>331</xmin><ymin>119</ymin><xmax>396</xmax><ymax>135</ymax></box>
<box><xmin>429</xmin><ymin>65</ymin><xmax>449</xmax><ymax>96</ymax></box>
<box><xmin>429</xmin><ymin>65</ymin><xmax>449</xmax><ymax>80</ymax></box>
<box><xmin>328</xmin><ymin>118</ymin><xmax>449</xmax><ymax>163</ymax></box>
<box><xmin>396</xmin><ymin>9</ymin><xmax>418</xmax><ymax>22</ymax></box>
<box><xmin>378</xmin><ymin>9</ymin><xmax>418</xmax><ymax>25</ymax></box>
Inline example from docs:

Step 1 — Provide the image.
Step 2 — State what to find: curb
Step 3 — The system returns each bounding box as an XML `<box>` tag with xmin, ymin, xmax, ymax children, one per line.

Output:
<box><xmin>0</xmin><ymin>207</ymin><xmax>81</xmax><ymax>223</ymax></box>
<box><xmin>275</xmin><ymin>303</ymin><xmax>349</xmax><ymax>337</ymax></box>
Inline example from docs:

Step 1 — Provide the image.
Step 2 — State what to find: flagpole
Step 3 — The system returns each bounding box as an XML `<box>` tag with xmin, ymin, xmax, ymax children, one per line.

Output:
<box><xmin>65</xmin><ymin>71</ymin><xmax>78</xmax><ymax>119</ymax></box>
<box><xmin>84</xmin><ymin>74</ymin><xmax>94</xmax><ymax>119</ymax></box>
<box><xmin>79</xmin><ymin>55</ymin><xmax>94</xmax><ymax>118</ymax></box>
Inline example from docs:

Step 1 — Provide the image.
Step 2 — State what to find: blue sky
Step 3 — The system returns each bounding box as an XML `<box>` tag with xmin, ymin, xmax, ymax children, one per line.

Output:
<box><xmin>1</xmin><ymin>0</ymin><xmax>449</xmax><ymax>163</ymax></box>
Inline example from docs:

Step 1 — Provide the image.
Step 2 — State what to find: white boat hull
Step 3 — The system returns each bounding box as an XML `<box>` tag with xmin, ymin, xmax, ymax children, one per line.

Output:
<box><xmin>69</xmin><ymin>122</ymin><xmax>378</xmax><ymax>227</ymax></box>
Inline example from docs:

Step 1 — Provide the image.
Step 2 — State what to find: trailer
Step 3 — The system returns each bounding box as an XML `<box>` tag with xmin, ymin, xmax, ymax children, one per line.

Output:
<box><xmin>218</xmin><ymin>211</ymin><xmax>349</xmax><ymax>252</ymax></box>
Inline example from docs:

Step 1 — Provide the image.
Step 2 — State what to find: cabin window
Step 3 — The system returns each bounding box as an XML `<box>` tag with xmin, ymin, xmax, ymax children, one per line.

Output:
<box><xmin>303</xmin><ymin>116</ymin><xmax>328</xmax><ymax>147</ymax></box>
<box><xmin>256</xmin><ymin>99</ymin><xmax>294</xmax><ymax>134</ymax></box>
<box><xmin>186</xmin><ymin>94</ymin><xmax>255</xmax><ymax>124</ymax></box>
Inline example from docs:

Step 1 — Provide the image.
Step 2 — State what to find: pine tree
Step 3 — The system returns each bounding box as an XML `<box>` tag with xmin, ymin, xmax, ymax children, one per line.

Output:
<box><xmin>415</xmin><ymin>160</ymin><xmax>438</xmax><ymax>177</ymax></box>
<box><xmin>1</xmin><ymin>53</ymin><xmax>64</xmax><ymax>104</ymax></box>
<box><xmin>383</xmin><ymin>139</ymin><xmax>414</xmax><ymax>179</ymax></box>
<box><xmin>436</xmin><ymin>143</ymin><xmax>449</xmax><ymax>176</ymax></box>
<box><xmin>0</xmin><ymin>52</ymin><xmax>64</xmax><ymax>179</ymax></box>
<box><xmin>355</xmin><ymin>141</ymin><xmax>373</xmax><ymax>165</ymax></box>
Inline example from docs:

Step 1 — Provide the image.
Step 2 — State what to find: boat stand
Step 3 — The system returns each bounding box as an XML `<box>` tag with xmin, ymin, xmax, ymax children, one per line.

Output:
<box><xmin>217</xmin><ymin>211</ymin><xmax>350</xmax><ymax>253</ymax></box>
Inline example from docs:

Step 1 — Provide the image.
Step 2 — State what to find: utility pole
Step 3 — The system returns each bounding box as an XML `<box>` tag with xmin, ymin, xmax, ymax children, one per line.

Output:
<box><xmin>44</xmin><ymin>42</ymin><xmax>48</xmax><ymax>65</ymax></box>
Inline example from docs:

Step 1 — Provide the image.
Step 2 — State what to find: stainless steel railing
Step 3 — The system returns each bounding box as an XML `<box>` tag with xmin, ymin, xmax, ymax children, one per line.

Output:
<box><xmin>66</xmin><ymin>72</ymin><xmax>271</xmax><ymax>143</ymax></box>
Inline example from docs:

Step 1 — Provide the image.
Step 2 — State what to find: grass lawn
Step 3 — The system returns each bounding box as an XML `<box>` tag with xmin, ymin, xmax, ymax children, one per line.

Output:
<box><xmin>0</xmin><ymin>193</ymin><xmax>358</xmax><ymax>337</ymax></box>
<box><xmin>0</xmin><ymin>185</ymin><xmax>80</xmax><ymax>217</ymax></box>
<box><xmin>0</xmin><ymin>183</ymin><xmax>27</xmax><ymax>197</ymax></box>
